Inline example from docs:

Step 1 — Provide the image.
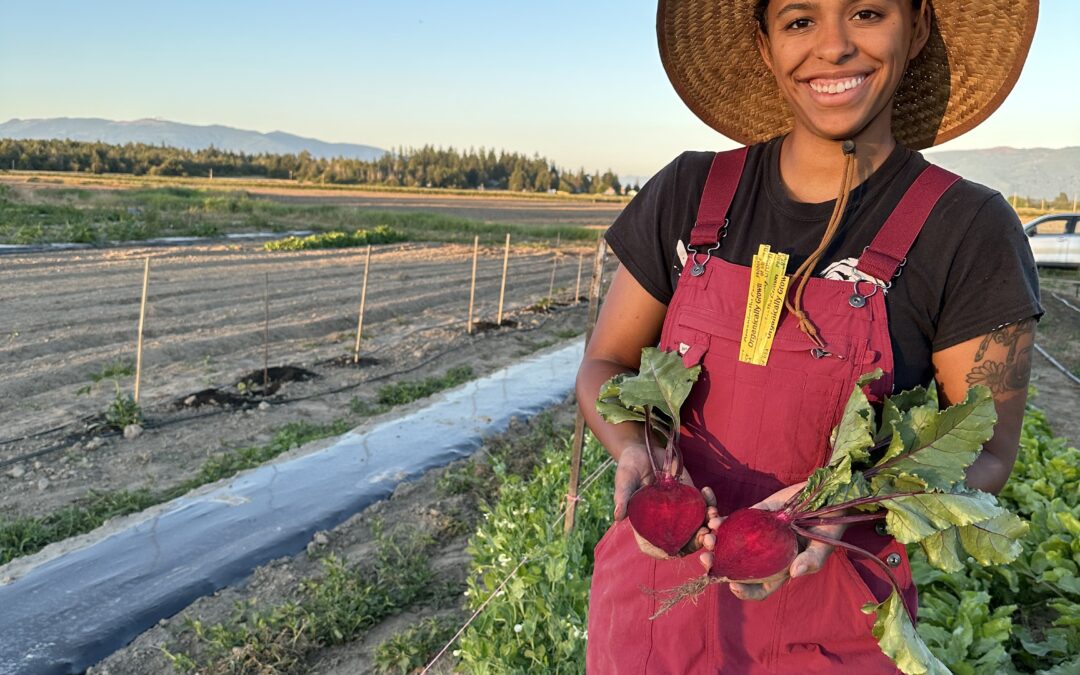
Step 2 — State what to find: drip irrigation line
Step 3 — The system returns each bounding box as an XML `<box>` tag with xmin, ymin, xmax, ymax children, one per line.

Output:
<box><xmin>423</xmin><ymin>451</ymin><xmax>614</xmax><ymax>675</ymax></box>
<box><xmin>1034</xmin><ymin>343</ymin><xmax>1080</xmax><ymax>387</ymax></box>
<box><xmin>1050</xmin><ymin>291</ymin><xmax>1080</xmax><ymax>315</ymax></box>
<box><xmin>0</xmin><ymin>418</ymin><xmax>92</xmax><ymax>447</ymax></box>
<box><xmin>0</xmin><ymin>304</ymin><xmax>581</xmax><ymax>471</ymax></box>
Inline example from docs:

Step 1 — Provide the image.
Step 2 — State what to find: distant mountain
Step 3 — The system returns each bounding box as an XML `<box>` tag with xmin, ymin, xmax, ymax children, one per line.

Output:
<box><xmin>925</xmin><ymin>146</ymin><xmax>1080</xmax><ymax>201</ymax></box>
<box><xmin>0</xmin><ymin>117</ymin><xmax>387</xmax><ymax>161</ymax></box>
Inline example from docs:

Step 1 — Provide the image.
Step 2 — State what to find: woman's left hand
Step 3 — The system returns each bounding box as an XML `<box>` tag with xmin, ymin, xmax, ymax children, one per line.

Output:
<box><xmin>723</xmin><ymin>482</ymin><xmax>848</xmax><ymax>602</ymax></box>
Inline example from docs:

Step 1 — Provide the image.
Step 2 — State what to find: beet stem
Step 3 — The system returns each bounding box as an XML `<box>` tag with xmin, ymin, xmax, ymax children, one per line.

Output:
<box><xmin>801</xmin><ymin>490</ymin><xmax>926</xmax><ymax>519</ymax></box>
<box><xmin>790</xmin><ymin>524</ymin><xmax>914</xmax><ymax>624</ymax></box>
<box><xmin>642</xmin><ymin>406</ymin><xmax>661</xmax><ymax>477</ymax></box>
<box><xmin>793</xmin><ymin>513</ymin><xmax>884</xmax><ymax>528</ymax></box>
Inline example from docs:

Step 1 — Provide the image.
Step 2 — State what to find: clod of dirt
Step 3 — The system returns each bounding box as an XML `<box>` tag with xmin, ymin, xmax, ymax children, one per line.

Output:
<box><xmin>235</xmin><ymin>365</ymin><xmax>319</xmax><ymax>397</ymax></box>
<box><xmin>258</xmin><ymin>401</ymin><xmax>271</xmax><ymax>411</ymax></box>
<box><xmin>123</xmin><ymin>424</ymin><xmax>144</xmax><ymax>440</ymax></box>
<box><xmin>174</xmin><ymin>388</ymin><xmax>250</xmax><ymax>410</ymax></box>
<box><xmin>6</xmin><ymin>466</ymin><xmax>25</xmax><ymax>479</ymax></box>
<box><xmin>36</xmin><ymin>478</ymin><xmax>50</xmax><ymax>491</ymax></box>
<box><xmin>85</xmin><ymin>437</ymin><xmax>105</xmax><ymax>452</ymax></box>
<box><xmin>471</xmin><ymin>319</ymin><xmax>518</xmax><ymax>333</ymax></box>
<box><xmin>322</xmin><ymin>355</ymin><xmax>380</xmax><ymax>369</ymax></box>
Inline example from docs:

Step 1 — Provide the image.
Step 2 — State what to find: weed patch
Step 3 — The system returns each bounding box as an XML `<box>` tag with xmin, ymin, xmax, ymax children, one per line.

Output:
<box><xmin>263</xmin><ymin>225</ymin><xmax>408</xmax><ymax>251</ymax></box>
<box><xmin>167</xmin><ymin>526</ymin><xmax>436</xmax><ymax>673</ymax></box>
<box><xmin>376</xmin><ymin>366</ymin><xmax>473</xmax><ymax>406</ymax></box>
<box><xmin>104</xmin><ymin>387</ymin><xmax>143</xmax><ymax>430</ymax></box>
<box><xmin>374</xmin><ymin>616</ymin><xmax>459</xmax><ymax>674</ymax></box>
<box><xmin>90</xmin><ymin>358</ymin><xmax>135</xmax><ymax>383</ymax></box>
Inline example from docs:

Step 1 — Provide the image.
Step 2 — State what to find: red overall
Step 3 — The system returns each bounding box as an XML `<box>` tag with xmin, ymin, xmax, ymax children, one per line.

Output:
<box><xmin>587</xmin><ymin>148</ymin><xmax>959</xmax><ymax>674</ymax></box>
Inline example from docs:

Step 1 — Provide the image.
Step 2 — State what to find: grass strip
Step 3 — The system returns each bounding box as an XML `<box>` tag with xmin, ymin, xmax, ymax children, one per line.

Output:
<box><xmin>0</xmin><ymin>183</ymin><xmax>602</xmax><ymax>245</ymax></box>
<box><xmin>375</xmin><ymin>365</ymin><xmax>474</xmax><ymax>406</ymax></box>
<box><xmin>0</xmin><ymin>367</ymin><xmax>475</xmax><ymax>565</ymax></box>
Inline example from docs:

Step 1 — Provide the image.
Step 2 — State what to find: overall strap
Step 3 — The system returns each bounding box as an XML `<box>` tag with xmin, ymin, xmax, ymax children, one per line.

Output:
<box><xmin>689</xmin><ymin>147</ymin><xmax>749</xmax><ymax>247</ymax></box>
<box><xmin>857</xmin><ymin>164</ymin><xmax>960</xmax><ymax>282</ymax></box>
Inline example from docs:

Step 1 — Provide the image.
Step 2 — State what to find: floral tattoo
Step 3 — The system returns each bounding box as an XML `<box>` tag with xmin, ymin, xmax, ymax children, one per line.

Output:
<box><xmin>965</xmin><ymin>319</ymin><xmax>1035</xmax><ymax>394</ymax></box>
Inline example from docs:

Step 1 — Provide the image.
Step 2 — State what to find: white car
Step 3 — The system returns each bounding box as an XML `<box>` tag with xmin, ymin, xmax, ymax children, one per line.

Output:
<box><xmin>1024</xmin><ymin>213</ymin><xmax>1079</xmax><ymax>268</ymax></box>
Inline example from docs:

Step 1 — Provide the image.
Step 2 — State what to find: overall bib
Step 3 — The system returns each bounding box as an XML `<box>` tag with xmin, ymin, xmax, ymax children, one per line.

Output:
<box><xmin>586</xmin><ymin>148</ymin><xmax>959</xmax><ymax>674</ymax></box>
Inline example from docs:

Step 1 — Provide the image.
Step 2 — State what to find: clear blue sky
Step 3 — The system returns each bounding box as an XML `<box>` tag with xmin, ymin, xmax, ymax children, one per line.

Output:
<box><xmin>1</xmin><ymin>1</ymin><xmax>1077</xmax><ymax>178</ymax></box>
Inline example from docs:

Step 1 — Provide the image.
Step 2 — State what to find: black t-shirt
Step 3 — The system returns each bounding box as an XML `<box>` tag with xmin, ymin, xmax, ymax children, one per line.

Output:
<box><xmin>605</xmin><ymin>137</ymin><xmax>1043</xmax><ymax>392</ymax></box>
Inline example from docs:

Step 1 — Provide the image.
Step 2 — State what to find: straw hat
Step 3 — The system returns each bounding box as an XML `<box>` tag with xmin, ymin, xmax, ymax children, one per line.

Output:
<box><xmin>657</xmin><ymin>0</ymin><xmax>1039</xmax><ymax>149</ymax></box>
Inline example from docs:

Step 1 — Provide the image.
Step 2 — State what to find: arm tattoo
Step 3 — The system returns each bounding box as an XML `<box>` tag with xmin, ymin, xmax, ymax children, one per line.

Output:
<box><xmin>965</xmin><ymin>319</ymin><xmax>1035</xmax><ymax>394</ymax></box>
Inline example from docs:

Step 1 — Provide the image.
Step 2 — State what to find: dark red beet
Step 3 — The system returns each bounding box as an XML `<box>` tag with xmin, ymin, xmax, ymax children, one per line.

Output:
<box><xmin>626</xmin><ymin>476</ymin><xmax>707</xmax><ymax>557</ymax></box>
<box><xmin>710</xmin><ymin>508</ymin><xmax>798</xmax><ymax>583</ymax></box>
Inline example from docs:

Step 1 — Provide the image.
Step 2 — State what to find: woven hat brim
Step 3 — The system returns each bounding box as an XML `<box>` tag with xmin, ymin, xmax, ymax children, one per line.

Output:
<box><xmin>658</xmin><ymin>0</ymin><xmax>1039</xmax><ymax>149</ymax></box>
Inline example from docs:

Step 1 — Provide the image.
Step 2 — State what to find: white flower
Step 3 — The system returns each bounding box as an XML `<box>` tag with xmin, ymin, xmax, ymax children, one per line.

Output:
<box><xmin>452</xmin><ymin>649</ymin><xmax>461</xmax><ymax>657</ymax></box>
<box><xmin>464</xmin><ymin>589</ymin><xmax>471</xmax><ymax>596</ymax></box>
<box><xmin>497</xmin><ymin>553</ymin><xmax>512</xmax><ymax>566</ymax></box>
<box><xmin>514</xmin><ymin>624</ymin><xmax>523</xmax><ymax>634</ymax></box>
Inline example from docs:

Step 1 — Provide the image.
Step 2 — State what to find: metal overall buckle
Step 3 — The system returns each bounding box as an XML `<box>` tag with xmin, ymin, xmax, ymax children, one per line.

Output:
<box><xmin>686</xmin><ymin>219</ymin><xmax>728</xmax><ymax>277</ymax></box>
<box><xmin>851</xmin><ymin>248</ymin><xmax>906</xmax><ymax>308</ymax></box>
<box><xmin>848</xmin><ymin>279</ymin><xmax>881</xmax><ymax>308</ymax></box>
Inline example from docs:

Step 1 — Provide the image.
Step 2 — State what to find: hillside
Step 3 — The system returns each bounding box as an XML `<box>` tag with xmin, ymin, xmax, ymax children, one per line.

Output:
<box><xmin>0</xmin><ymin>117</ymin><xmax>386</xmax><ymax>161</ymax></box>
<box><xmin>925</xmin><ymin>146</ymin><xmax>1079</xmax><ymax>201</ymax></box>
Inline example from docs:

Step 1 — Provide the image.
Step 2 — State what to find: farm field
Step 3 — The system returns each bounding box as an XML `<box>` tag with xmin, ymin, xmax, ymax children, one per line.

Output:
<box><xmin>0</xmin><ymin>174</ymin><xmax>627</xmax><ymax>247</ymax></box>
<box><xmin>0</xmin><ymin>237</ymin><xmax>611</xmax><ymax>528</ymax></box>
<box><xmin>0</xmin><ymin>179</ymin><xmax>1077</xmax><ymax>674</ymax></box>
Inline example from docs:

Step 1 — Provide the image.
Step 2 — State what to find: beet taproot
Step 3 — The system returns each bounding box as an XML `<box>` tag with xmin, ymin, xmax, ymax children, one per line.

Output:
<box><xmin>627</xmin><ymin>476</ymin><xmax>707</xmax><ymax>557</ymax></box>
<box><xmin>709</xmin><ymin>507</ymin><xmax>798</xmax><ymax>583</ymax></box>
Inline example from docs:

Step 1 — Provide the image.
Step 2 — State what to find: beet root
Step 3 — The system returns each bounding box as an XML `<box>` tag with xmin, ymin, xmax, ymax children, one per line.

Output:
<box><xmin>626</xmin><ymin>477</ymin><xmax>707</xmax><ymax>557</ymax></box>
<box><xmin>709</xmin><ymin>507</ymin><xmax>798</xmax><ymax>583</ymax></box>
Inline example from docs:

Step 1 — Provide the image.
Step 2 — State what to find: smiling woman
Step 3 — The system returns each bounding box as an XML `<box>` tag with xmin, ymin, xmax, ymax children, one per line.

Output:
<box><xmin>578</xmin><ymin>0</ymin><xmax>1043</xmax><ymax>673</ymax></box>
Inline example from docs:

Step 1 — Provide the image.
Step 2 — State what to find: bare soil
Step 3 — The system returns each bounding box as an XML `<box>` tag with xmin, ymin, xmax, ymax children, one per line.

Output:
<box><xmin>0</xmin><ymin>239</ymin><xmax>608</xmax><ymax>521</ymax></box>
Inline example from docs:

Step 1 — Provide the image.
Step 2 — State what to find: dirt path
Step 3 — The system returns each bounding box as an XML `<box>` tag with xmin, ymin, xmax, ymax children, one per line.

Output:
<box><xmin>0</xmin><ymin>240</ymin><xmax>611</xmax><ymax>521</ymax></box>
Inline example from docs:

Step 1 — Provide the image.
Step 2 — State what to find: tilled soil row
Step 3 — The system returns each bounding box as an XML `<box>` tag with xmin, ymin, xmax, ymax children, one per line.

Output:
<box><xmin>0</xmin><ymin>240</ymin><xmax>611</xmax><ymax>525</ymax></box>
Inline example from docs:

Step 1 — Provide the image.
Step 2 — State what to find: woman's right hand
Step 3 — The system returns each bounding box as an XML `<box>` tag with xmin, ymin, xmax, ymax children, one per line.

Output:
<box><xmin>612</xmin><ymin>442</ymin><xmax>660</xmax><ymax>522</ymax></box>
<box><xmin>613</xmin><ymin>443</ymin><xmax>720</xmax><ymax>562</ymax></box>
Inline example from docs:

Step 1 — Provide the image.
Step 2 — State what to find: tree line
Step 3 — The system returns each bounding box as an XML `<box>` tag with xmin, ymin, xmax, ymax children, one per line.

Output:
<box><xmin>0</xmin><ymin>138</ymin><xmax>635</xmax><ymax>194</ymax></box>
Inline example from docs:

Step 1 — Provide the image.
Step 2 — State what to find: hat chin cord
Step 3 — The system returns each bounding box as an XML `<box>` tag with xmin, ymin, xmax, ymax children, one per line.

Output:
<box><xmin>783</xmin><ymin>139</ymin><xmax>858</xmax><ymax>351</ymax></box>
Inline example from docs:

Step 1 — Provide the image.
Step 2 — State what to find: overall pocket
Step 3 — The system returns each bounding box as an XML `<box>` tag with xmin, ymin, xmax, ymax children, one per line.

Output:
<box><xmin>676</xmin><ymin>308</ymin><xmax>862</xmax><ymax>485</ymax></box>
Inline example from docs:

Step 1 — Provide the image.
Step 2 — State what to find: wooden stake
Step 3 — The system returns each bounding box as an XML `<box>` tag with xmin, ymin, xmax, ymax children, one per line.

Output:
<box><xmin>263</xmin><ymin>272</ymin><xmax>270</xmax><ymax>392</ymax></box>
<box><xmin>467</xmin><ymin>236</ymin><xmax>479</xmax><ymax>333</ymax></box>
<box><xmin>496</xmin><ymin>233</ymin><xmax>510</xmax><ymax>326</ymax></box>
<box><xmin>547</xmin><ymin>251</ymin><xmax>558</xmax><ymax>300</ymax></box>
<box><xmin>133</xmin><ymin>257</ymin><xmax>150</xmax><ymax>404</ymax></box>
<box><xmin>565</xmin><ymin>238</ymin><xmax>608</xmax><ymax>534</ymax></box>
<box><xmin>585</xmin><ymin>239</ymin><xmax>608</xmax><ymax>345</ymax></box>
<box><xmin>575</xmin><ymin>253</ymin><xmax>584</xmax><ymax>304</ymax></box>
<box><xmin>353</xmin><ymin>245</ymin><xmax>372</xmax><ymax>363</ymax></box>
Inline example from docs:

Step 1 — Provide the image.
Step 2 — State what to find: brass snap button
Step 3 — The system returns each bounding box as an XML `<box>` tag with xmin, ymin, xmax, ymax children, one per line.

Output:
<box><xmin>886</xmin><ymin>553</ymin><xmax>902</xmax><ymax>568</ymax></box>
<box><xmin>875</xmin><ymin>521</ymin><xmax>888</xmax><ymax>537</ymax></box>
